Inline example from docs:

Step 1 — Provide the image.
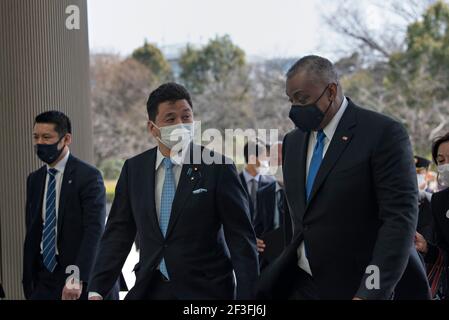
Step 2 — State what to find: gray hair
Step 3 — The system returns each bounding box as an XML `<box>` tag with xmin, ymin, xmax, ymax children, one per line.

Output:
<box><xmin>286</xmin><ymin>55</ymin><xmax>339</xmax><ymax>85</ymax></box>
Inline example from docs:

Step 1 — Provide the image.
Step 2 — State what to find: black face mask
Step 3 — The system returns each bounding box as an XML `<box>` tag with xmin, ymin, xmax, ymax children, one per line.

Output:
<box><xmin>289</xmin><ymin>85</ymin><xmax>333</xmax><ymax>132</ymax></box>
<box><xmin>35</xmin><ymin>137</ymin><xmax>65</xmax><ymax>164</ymax></box>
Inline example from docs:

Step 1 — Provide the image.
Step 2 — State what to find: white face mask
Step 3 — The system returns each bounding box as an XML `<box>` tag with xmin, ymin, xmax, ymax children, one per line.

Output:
<box><xmin>258</xmin><ymin>160</ymin><xmax>270</xmax><ymax>175</ymax></box>
<box><xmin>152</xmin><ymin>122</ymin><xmax>194</xmax><ymax>150</ymax></box>
<box><xmin>437</xmin><ymin>164</ymin><xmax>449</xmax><ymax>187</ymax></box>
<box><xmin>417</xmin><ymin>174</ymin><xmax>427</xmax><ymax>191</ymax></box>
<box><xmin>271</xmin><ymin>165</ymin><xmax>283</xmax><ymax>183</ymax></box>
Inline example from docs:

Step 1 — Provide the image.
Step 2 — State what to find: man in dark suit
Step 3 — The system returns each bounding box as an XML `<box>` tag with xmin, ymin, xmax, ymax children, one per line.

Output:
<box><xmin>254</xmin><ymin>142</ymin><xmax>292</xmax><ymax>268</ymax></box>
<box><xmin>23</xmin><ymin>111</ymin><xmax>118</xmax><ymax>300</ymax></box>
<box><xmin>239</xmin><ymin>141</ymin><xmax>274</xmax><ymax>223</ymax></box>
<box><xmin>88</xmin><ymin>82</ymin><xmax>259</xmax><ymax>300</ymax></box>
<box><xmin>257</xmin><ymin>55</ymin><xmax>430</xmax><ymax>300</ymax></box>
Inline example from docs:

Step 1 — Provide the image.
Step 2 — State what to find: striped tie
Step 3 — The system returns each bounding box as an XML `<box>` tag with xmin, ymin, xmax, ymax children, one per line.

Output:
<box><xmin>159</xmin><ymin>158</ymin><xmax>175</xmax><ymax>279</ymax></box>
<box><xmin>42</xmin><ymin>168</ymin><xmax>58</xmax><ymax>272</ymax></box>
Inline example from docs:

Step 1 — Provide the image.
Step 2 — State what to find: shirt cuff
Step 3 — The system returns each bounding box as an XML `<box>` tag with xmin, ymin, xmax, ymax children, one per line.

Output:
<box><xmin>88</xmin><ymin>292</ymin><xmax>103</xmax><ymax>299</ymax></box>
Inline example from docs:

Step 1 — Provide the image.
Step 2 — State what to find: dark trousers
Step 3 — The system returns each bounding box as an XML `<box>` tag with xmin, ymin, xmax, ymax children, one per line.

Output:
<box><xmin>29</xmin><ymin>256</ymin><xmax>87</xmax><ymax>300</ymax></box>
<box><xmin>28</xmin><ymin>255</ymin><xmax>120</xmax><ymax>300</ymax></box>
<box><xmin>286</xmin><ymin>267</ymin><xmax>320</xmax><ymax>300</ymax></box>
<box><xmin>144</xmin><ymin>271</ymin><xmax>177</xmax><ymax>300</ymax></box>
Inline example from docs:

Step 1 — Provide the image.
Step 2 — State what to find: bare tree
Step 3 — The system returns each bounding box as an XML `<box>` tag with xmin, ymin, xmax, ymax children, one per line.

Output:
<box><xmin>90</xmin><ymin>54</ymin><xmax>156</xmax><ymax>165</ymax></box>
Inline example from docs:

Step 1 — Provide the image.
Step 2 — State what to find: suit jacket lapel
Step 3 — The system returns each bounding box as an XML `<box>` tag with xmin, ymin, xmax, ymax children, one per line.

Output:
<box><xmin>166</xmin><ymin>145</ymin><xmax>201</xmax><ymax>238</ymax></box>
<box><xmin>136</xmin><ymin>148</ymin><xmax>163</xmax><ymax>239</ymax></box>
<box><xmin>31</xmin><ymin>167</ymin><xmax>47</xmax><ymax>228</ymax></box>
<box><xmin>240</xmin><ymin>173</ymin><xmax>249</xmax><ymax>194</ymax></box>
<box><xmin>285</xmin><ymin>129</ymin><xmax>309</xmax><ymax>222</ymax></box>
<box><xmin>298</xmin><ymin>131</ymin><xmax>309</xmax><ymax>215</ymax></box>
<box><xmin>57</xmin><ymin>155</ymin><xmax>76</xmax><ymax>236</ymax></box>
<box><xmin>267</xmin><ymin>182</ymin><xmax>277</xmax><ymax>230</ymax></box>
<box><xmin>305</xmin><ymin>103</ymin><xmax>357</xmax><ymax>210</ymax></box>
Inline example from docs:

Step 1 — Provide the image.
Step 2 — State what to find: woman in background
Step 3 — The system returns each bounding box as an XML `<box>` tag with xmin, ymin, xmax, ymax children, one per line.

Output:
<box><xmin>415</xmin><ymin>132</ymin><xmax>449</xmax><ymax>299</ymax></box>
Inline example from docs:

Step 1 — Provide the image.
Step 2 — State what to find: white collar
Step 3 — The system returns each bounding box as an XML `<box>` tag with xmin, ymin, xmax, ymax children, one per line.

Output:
<box><xmin>313</xmin><ymin>96</ymin><xmax>348</xmax><ymax>141</ymax></box>
<box><xmin>275</xmin><ymin>182</ymin><xmax>283</xmax><ymax>192</ymax></box>
<box><xmin>47</xmin><ymin>149</ymin><xmax>70</xmax><ymax>173</ymax></box>
<box><xmin>156</xmin><ymin>148</ymin><xmax>183</xmax><ymax>170</ymax></box>
<box><xmin>243</xmin><ymin>168</ymin><xmax>260</xmax><ymax>183</ymax></box>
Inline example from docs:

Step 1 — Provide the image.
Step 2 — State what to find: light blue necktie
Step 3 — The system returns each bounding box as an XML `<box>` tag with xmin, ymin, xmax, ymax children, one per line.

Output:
<box><xmin>159</xmin><ymin>158</ymin><xmax>175</xmax><ymax>279</ymax></box>
<box><xmin>306</xmin><ymin>130</ymin><xmax>326</xmax><ymax>202</ymax></box>
<box><xmin>42</xmin><ymin>168</ymin><xmax>58</xmax><ymax>272</ymax></box>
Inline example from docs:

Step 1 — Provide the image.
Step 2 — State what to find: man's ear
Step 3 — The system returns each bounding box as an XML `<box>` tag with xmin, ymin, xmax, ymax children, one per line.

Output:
<box><xmin>148</xmin><ymin>121</ymin><xmax>158</xmax><ymax>138</ymax></box>
<box><xmin>63</xmin><ymin>133</ymin><xmax>72</xmax><ymax>146</ymax></box>
<box><xmin>329</xmin><ymin>83</ymin><xmax>338</xmax><ymax>101</ymax></box>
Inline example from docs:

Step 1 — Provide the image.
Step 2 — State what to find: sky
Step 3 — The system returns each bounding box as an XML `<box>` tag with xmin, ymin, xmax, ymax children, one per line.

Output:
<box><xmin>86</xmin><ymin>0</ymin><xmax>395</xmax><ymax>61</ymax></box>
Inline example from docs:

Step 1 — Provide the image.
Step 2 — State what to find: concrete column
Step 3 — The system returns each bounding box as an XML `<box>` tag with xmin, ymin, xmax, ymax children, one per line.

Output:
<box><xmin>0</xmin><ymin>0</ymin><xmax>92</xmax><ymax>299</ymax></box>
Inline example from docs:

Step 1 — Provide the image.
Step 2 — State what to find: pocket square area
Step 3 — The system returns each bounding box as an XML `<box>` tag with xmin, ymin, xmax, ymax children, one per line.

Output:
<box><xmin>192</xmin><ymin>188</ymin><xmax>208</xmax><ymax>194</ymax></box>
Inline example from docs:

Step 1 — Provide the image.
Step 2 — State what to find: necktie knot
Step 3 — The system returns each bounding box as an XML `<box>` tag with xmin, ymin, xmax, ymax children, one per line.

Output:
<box><xmin>163</xmin><ymin>157</ymin><xmax>173</xmax><ymax>170</ymax></box>
<box><xmin>48</xmin><ymin>168</ymin><xmax>58</xmax><ymax>176</ymax></box>
<box><xmin>317</xmin><ymin>130</ymin><xmax>326</xmax><ymax>144</ymax></box>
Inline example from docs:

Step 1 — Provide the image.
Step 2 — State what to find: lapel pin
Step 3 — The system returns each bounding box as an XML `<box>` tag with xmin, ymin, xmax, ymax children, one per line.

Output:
<box><xmin>194</xmin><ymin>167</ymin><xmax>198</xmax><ymax>171</ymax></box>
<box><xmin>342</xmin><ymin>136</ymin><xmax>349</xmax><ymax>141</ymax></box>
<box><xmin>68</xmin><ymin>180</ymin><xmax>72</xmax><ymax>184</ymax></box>
<box><xmin>191</xmin><ymin>177</ymin><xmax>195</xmax><ymax>181</ymax></box>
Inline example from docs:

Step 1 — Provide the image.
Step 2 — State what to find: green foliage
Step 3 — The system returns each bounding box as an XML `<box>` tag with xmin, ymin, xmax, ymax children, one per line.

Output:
<box><xmin>132</xmin><ymin>40</ymin><xmax>172</xmax><ymax>81</ymax></box>
<box><xmin>336</xmin><ymin>1</ymin><xmax>449</xmax><ymax>155</ymax></box>
<box><xmin>99</xmin><ymin>158</ymin><xmax>124</xmax><ymax>180</ymax></box>
<box><xmin>388</xmin><ymin>0</ymin><xmax>449</xmax><ymax>105</ymax></box>
<box><xmin>104</xmin><ymin>179</ymin><xmax>117</xmax><ymax>203</ymax></box>
<box><xmin>179</xmin><ymin>35</ymin><xmax>246</xmax><ymax>93</ymax></box>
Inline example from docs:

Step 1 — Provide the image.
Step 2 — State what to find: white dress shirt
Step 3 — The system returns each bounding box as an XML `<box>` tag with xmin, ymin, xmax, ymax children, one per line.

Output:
<box><xmin>273</xmin><ymin>182</ymin><xmax>283</xmax><ymax>229</ymax></box>
<box><xmin>40</xmin><ymin>150</ymin><xmax>70</xmax><ymax>255</ymax></box>
<box><xmin>298</xmin><ymin>97</ymin><xmax>349</xmax><ymax>276</ymax></box>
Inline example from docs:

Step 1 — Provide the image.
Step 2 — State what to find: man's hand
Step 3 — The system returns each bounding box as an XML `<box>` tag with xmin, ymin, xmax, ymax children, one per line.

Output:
<box><xmin>415</xmin><ymin>232</ymin><xmax>428</xmax><ymax>254</ymax></box>
<box><xmin>256</xmin><ymin>238</ymin><xmax>266</xmax><ymax>253</ymax></box>
<box><xmin>353</xmin><ymin>297</ymin><xmax>364</xmax><ymax>300</ymax></box>
<box><xmin>61</xmin><ymin>278</ymin><xmax>82</xmax><ymax>300</ymax></box>
<box><xmin>88</xmin><ymin>295</ymin><xmax>103</xmax><ymax>300</ymax></box>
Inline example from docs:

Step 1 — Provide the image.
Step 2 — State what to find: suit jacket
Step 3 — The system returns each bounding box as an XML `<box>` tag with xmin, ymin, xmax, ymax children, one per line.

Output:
<box><xmin>88</xmin><ymin>145</ymin><xmax>259</xmax><ymax>300</ymax></box>
<box><xmin>22</xmin><ymin>155</ymin><xmax>106</xmax><ymax>299</ymax></box>
<box><xmin>254</xmin><ymin>182</ymin><xmax>293</xmax><ymax>267</ymax></box>
<box><xmin>424</xmin><ymin>188</ymin><xmax>449</xmax><ymax>299</ymax></box>
<box><xmin>257</xmin><ymin>99</ymin><xmax>430</xmax><ymax>300</ymax></box>
<box><xmin>418</xmin><ymin>197</ymin><xmax>435</xmax><ymax>243</ymax></box>
<box><xmin>254</xmin><ymin>182</ymin><xmax>292</xmax><ymax>243</ymax></box>
<box><xmin>426</xmin><ymin>188</ymin><xmax>449</xmax><ymax>260</ymax></box>
<box><xmin>239</xmin><ymin>172</ymin><xmax>274</xmax><ymax>221</ymax></box>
